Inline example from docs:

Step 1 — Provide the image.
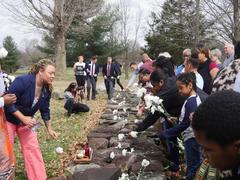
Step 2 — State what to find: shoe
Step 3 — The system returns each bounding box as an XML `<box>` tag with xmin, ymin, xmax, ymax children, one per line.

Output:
<box><xmin>165</xmin><ymin>170</ymin><xmax>179</xmax><ymax>178</ymax></box>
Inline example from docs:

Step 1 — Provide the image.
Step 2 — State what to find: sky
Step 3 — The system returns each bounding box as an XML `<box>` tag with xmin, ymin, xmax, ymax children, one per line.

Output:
<box><xmin>0</xmin><ymin>0</ymin><xmax>163</xmax><ymax>50</ymax></box>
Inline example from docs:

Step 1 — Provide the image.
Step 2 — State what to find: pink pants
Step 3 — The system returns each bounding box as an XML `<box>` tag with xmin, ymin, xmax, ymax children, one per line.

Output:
<box><xmin>6</xmin><ymin>122</ymin><xmax>47</xmax><ymax>180</ymax></box>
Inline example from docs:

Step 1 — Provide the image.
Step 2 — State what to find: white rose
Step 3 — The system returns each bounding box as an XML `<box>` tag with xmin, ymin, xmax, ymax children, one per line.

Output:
<box><xmin>129</xmin><ymin>131</ymin><xmax>138</xmax><ymax>138</ymax></box>
<box><xmin>113</xmin><ymin>115</ymin><xmax>118</xmax><ymax>120</ymax></box>
<box><xmin>151</xmin><ymin>106</ymin><xmax>157</xmax><ymax>114</ymax></box>
<box><xmin>122</xmin><ymin>149</ymin><xmax>127</xmax><ymax>156</ymax></box>
<box><xmin>117</xmin><ymin>142</ymin><xmax>122</xmax><ymax>149</ymax></box>
<box><xmin>118</xmin><ymin>173</ymin><xmax>129</xmax><ymax>180</ymax></box>
<box><xmin>118</xmin><ymin>133</ymin><xmax>125</xmax><ymax>141</ymax></box>
<box><xmin>110</xmin><ymin>151</ymin><xmax>115</xmax><ymax>159</ymax></box>
<box><xmin>141</xmin><ymin>159</ymin><xmax>150</xmax><ymax>167</ymax></box>
<box><xmin>113</xmin><ymin>109</ymin><xmax>118</xmax><ymax>114</ymax></box>
<box><xmin>55</xmin><ymin>147</ymin><xmax>63</xmax><ymax>154</ymax></box>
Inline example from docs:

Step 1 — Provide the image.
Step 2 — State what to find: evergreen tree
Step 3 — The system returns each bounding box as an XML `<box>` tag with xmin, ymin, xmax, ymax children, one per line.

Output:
<box><xmin>144</xmin><ymin>0</ymin><xmax>215</xmax><ymax>64</ymax></box>
<box><xmin>1</xmin><ymin>36</ymin><xmax>19</xmax><ymax>73</ymax></box>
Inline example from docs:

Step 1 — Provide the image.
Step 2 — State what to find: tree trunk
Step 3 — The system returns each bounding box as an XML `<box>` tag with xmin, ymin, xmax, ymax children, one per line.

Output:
<box><xmin>124</xmin><ymin>50</ymin><xmax>129</xmax><ymax>80</ymax></box>
<box><xmin>54</xmin><ymin>32</ymin><xmax>66</xmax><ymax>78</ymax></box>
<box><xmin>233</xmin><ymin>0</ymin><xmax>240</xmax><ymax>59</ymax></box>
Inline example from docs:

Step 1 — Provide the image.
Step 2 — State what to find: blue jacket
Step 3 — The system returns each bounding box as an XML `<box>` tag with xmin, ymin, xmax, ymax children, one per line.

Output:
<box><xmin>4</xmin><ymin>74</ymin><xmax>51</xmax><ymax>125</ymax></box>
<box><xmin>102</xmin><ymin>63</ymin><xmax>119</xmax><ymax>77</ymax></box>
<box><xmin>86</xmin><ymin>62</ymin><xmax>99</xmax><ymax>77</ymax></box>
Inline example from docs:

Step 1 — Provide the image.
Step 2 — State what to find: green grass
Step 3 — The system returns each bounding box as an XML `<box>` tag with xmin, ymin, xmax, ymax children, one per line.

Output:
<box><xmin>11</xmin><ymin>68</ymin><xmax>108</xmax><ymax>179</ymax></box>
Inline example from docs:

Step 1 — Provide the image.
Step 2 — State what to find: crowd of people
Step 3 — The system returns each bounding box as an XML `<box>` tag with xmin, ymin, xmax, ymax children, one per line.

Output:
<box><xmin>128</xmin><ymin>42</ymin><xmax>240</xmax><ymax>180</ymax></box>
<box><xmin>0</xmin><ymin>41</ymin><xmax>240</xmax><ymax>180</ymax></box>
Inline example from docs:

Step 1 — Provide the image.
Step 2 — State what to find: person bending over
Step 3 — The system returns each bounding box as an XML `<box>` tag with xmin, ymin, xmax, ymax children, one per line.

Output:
<box><xmin>64</xmin><ymin>82</ymin><xmax>89</xmax><ymax>116</ymax></box>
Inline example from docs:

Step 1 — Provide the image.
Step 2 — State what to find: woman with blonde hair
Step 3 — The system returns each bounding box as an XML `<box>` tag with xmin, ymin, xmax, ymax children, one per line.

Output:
<box><xmin>210</xmin><ymin>48</ymin><xmax>223</xmax><ymax>71</ymax></box>
<box><xmin>5</xmin><ymin>59</ymin><xmax>58</xmax><ymax>180</ymax></box>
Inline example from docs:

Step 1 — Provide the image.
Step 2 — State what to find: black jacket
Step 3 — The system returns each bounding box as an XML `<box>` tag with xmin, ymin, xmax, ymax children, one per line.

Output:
<box><xmin>135</xmin><ymin>76</ymin><xmax>208</xmax><ymax>132</ymax></box>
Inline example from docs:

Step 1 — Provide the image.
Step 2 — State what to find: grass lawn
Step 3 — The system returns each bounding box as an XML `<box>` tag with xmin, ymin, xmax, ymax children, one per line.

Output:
<box><xmin>12</xmin><ymin>68</ymin><xmax>109</xmax><ymax>179</ymax></box>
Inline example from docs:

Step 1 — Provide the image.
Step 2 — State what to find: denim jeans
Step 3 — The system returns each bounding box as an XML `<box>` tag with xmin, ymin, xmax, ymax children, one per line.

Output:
<box><xmin>163</xmin><ymin>120</ymin><xmax>180</xmax><ymax>172</ymax></box>
<box><xmin>184</xmin><ymin>138</ymin><xmax>202</xmax><ymax>180</ymax></box>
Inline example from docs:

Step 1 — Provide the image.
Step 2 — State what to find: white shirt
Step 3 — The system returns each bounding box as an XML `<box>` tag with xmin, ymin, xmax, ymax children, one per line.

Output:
<box><xmin>195</xmin><ymin>72</ymin><xmax>204</xmax><ymax>90</ymax></box>
<box><xmin>73</xmin><ymin>62</ymin><xmax>86</xmax><ymax>76</ymax></box>
<box><xmin>0</xmin><ymin>97</ymin><xmax>4</xmax><ymax>108</ymax></box>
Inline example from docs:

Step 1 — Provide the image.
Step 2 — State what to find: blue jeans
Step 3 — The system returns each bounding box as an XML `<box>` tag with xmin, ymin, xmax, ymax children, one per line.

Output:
<box><xmin>184</xmin><ymin>138</ymin><xmax>202</xmax><ymax>180</ymax></box>
<box><xmin>163</xmin><ymin>120</ymin><xmax>180</xmax><ymax>172</ymax></box>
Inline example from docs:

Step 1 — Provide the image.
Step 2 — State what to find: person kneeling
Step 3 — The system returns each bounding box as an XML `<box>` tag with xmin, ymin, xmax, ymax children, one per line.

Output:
<box><xmin>64</xmin><ymin>82</ymin><xmax>89</xmax><ymax>116</ymax></box>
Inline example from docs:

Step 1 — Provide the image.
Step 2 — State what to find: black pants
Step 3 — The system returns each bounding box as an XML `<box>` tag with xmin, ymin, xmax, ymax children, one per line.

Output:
<box><xmin>87</xmin><ymin>76</ymin><xmax>97</xmax><ymax>100</ymax></box>
<box><xmin>75</xmin><ymin>75</ymin><xmax>86</xmax><ymax>87</ymax></box>
<box><xmin>116</xmin><ymin>78</ymin><xmax>124</xmax><ymax>90</ymax></box>
<box><xmin>64</xmin><ymin>99</ymin><xmax>89</xmax><ymax>115</ymax></box>
<box><xmin>104</xmin><ymin>78</ymin><xmax>114</xmax><ymax>100</ymax></box>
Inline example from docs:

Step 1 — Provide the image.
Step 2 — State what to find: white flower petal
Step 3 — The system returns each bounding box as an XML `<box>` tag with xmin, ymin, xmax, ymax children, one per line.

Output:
<box><xmin>122</xmin><ymin>149</ymin><xmax>127</xmax><ymax>156</ymax></box>
<box><xmin>110</xmin><ymin>152</ymin><xmax>115</xmax><ymax>159</ymax></box>
<box><xmin>129</xmin><ymin>131</ymin><xmax>138</xmax><ymax>138</ymax></box>
<box><xmin>55</xmin><ymin>147</ymin><xmax>63</xmax><ymax>154</ymax></box>
<box><xmin>141</xmin><ymin>159</ymin><xmax>150</xmax><ymax>167</ymax></box>
<box><xmin>118</xmin><ymin>133</ymin><xmax>125</xmax><ymax>141</ymax></box>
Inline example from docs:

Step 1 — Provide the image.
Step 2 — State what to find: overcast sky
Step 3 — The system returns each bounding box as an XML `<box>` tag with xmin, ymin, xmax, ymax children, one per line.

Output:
<box><xmin>0</xmin><ymin>0</ymin><xmax>163</xmax><ymax>50</ymax></box>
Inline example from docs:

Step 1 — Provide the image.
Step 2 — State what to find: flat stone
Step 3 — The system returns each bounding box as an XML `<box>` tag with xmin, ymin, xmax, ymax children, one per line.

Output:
<box><xmin>99</xmin><ymin>119</ymin><xmax>118</xmax><ymax>125</ymax></box>
<box><xmin>66</xmin><ymin>163</ymin><xmax>101</xmax><ymax>175</ymax></box>
<box><xmin>87</xmin><ymin>132</ymin><xmax>115</xmax><ymax>140</ymax></box>
<box><xmin>119</xmin><ymin>128</ymin><xmax>131</xmax><ymax>133</ymax></box>
<box><xmin>111</xmin><ymin>120</ymin><xmax>128</xmax><ymax>131</ymax></box>
<box><xmin>70</xmin><ymin>167</ymin><xmax>121</xmax><ymax>180</ymax></box>
<box><xmin>96</xmin><ymin>147</ymin><xmax>120</xmax><ymax>158</ymax></box>
<box><xmin>106</xmin><ymin>105</ymin><xmax>124</xmax><ymax>109</ymax></box>
<box><xmin>100</xmin><ymin>114</ymin><xmax>114</xmax><ymax>120</ymax></box>
<box><xmin>109</xmin><ymin>137</ymin><xmax>118</xmax><ymax>147</ymax></box>
<box><xmin>104</xmin><ymin>109</ymin><xmax>113</xmax><ymax>114</ymax></box>
<box><xmin>112</xmin><ymin>154</ymin><xmax>138</xmax><ymax>169</ymax></box>
<box><xmin>131</xmin><ymin>160</ymin><xmax>164</xmax><ymax>173</ymax></box>
<box><xmin>89</xmin><ymin>138</ymin><xmax>109</xmax><ymax>150</ymax></box>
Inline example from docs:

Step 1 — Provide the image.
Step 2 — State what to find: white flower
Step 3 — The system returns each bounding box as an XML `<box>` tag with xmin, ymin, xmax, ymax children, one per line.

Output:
<box><xmin>157</xmin><ymin>105</ymin><xmax>164</xmax><ymax>113</ymax></box>
<box><xmin>111</xmin><ymin>99</ymin><xmax>117</xmax><ymax>103</ymax></box>
<box><xmin>123</xmin><ymin>107</ymin><xmax>127</xmax><ymax>112</ymax></box>
<box><xmin>141</xmin><ymin>159</ymin><xmax>150</xmax><ymax>167</ymax></box>
<box><xmin>118</xmin><ymin>101</ymin><xmax>126</xmax><ymax>106</ymax></box>
<box><xmin>124</xmin><ymin>118</ymin><xmax>128</xmax><ymax>122</ymax></box>
<box><xmin>134</xmin><ymin>119</ymin><xmax>140</xmax><ymax>124</ymax></box>
<box><xmin>110</xmin><ymin>151</ymin><xmax>115</xmax><ymax>159</ymax></box>
<box><xmin>151</xmin><ymin>106</ymin><xmax>157</xmax><ymax>114</ymax></box>
<box><xmin>118</xmin><ymin>133</ymin><xmax>125</xmax><ymax>141</ymax></box>
<box><xmin>122</xmin><ymin>149</ymin><xmax>127</xmax><ymax>156</ymax></box>
<box><xmin>130</xmin><ymin>148</ymin><xmax>135</xmax><ymax>153</ymax></box>
<box><xmin>117</xmin><ymin>142</ymin><xmax>122</xmax><ymax>149</ymax></box>
<box><xmin>55</xmin><ymin>147</ymin><xmax>63</xmax><ymax>154</ymax></box>
<box><xmin>113</xmin><ymin>115</ymin><xmax>118</xmax><ymax>120</ymax></box>
<box><xmin>123</xmin><ymin>97</ymin><xmax>126</xmax><ymax>100</ymax></box>
<box><xmin>0</xmin><ymin>48</ymin><xmax>8</xmax><ymax>58</ymax></box>
<box><xmin>136</xmin><ymin>87</ymin><xmax>147</xmax><ymax>97</ymax></box>
<box><xmin>118</xmin><ymin>173</ymin><xmax>129</xmax><ymax>180</ymax></box>
<box><xmin>158</xmin><ymin>52</ymin><xmax>171</xmax><ymax>58</ymax></box>
<box><xmin>113</xmin><ymin>109</ymin><xmax>118</xmax><ymax>114</ymax></box>
<box><xmin>129</xmin><ymin>131</ymin><xmax>138</xmax><ymax>138</ymax></box>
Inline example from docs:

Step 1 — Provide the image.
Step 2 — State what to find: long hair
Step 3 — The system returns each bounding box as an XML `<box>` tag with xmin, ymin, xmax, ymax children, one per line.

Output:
<box><xmin>64</xmin><ymin>82</ymin><xmax>77</xmax><ymax>93</ymax></box>
<box><xmin>29</xmin><ymin>59</ymin><xmax>55</xmax><ymax>92</ymax></box>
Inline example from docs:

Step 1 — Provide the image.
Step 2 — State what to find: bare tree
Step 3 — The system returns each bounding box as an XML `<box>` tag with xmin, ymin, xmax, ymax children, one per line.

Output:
<box><xmin>233</xmin><ymin>0</ymin><xmax>240</xmax><ymax>58</ymax></box>
<box><xmin>201</xmin><ymin>0</ymin><xmax>234</xmax><ymax>42</ymax></box>
<box><xmin>195</xmin><ymin>0</ymin><xmax>201</xmax><ymax>45</ymax></box>
<box><xmin>1</xmin><ymin>0</ymin><xmax>103</xmax><ymax>77</ymax></box>
<box><xmin>114</xmin><ymin>0</ymin><xmax>143</xmax><ymax>79</ymax></box>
